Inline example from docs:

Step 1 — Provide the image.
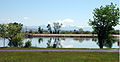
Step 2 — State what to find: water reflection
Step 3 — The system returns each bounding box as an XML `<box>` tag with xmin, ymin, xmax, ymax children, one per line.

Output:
<box><xmin>46</xmin><ymin>38</ymin><xmax>62</xmax><ymax>48</ymax></box>
<box><xmin>0</xmin><ymin>37</ymin><xmax>119</xmax><ymax>48</ymax></box>
<box><xmin>38</xmin><ymin>38</ymin><xmax>43</xmax><ymax>44</ymax></box>
<box><xmin>73</xmin><ymin>38</ymin><xmax>91</xmax><ymax>43</ymax></box>
<box><xmin>92</xmin><ymin>38</ymin><xmax>118</xmax><ymax>48</ymax></box>
<box><xmin>40</xmin><ymin>37</ymin><xmax>118</xmax><ymax>48</ymax></box>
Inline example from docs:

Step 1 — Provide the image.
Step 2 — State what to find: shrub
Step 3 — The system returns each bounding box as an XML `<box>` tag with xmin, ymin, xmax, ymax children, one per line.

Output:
<box><xmin>24</xmin><ymin>40</ymin><xmax>32</xmax><ymax>48</ymax></box>
<box><xmin>18</xmin><ymin>41</ymin><xmax>23</xmax><ymax>47</ymax></box>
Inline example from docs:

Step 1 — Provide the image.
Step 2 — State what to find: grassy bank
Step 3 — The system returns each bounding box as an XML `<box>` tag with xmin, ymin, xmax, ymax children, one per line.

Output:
<box><xmin>0</xmin><ymin>47</ymin><xmax>118</xmax><ymax>50</ymax></box>
<box><xmin>0</xmin><ymin>51</ymin><xmax>118</xmax><ymax>62</ymax></box>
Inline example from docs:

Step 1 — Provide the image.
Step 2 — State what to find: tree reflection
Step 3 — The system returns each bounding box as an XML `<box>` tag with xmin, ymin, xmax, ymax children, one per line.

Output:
<box><xmin>92</xmin><ymin>38</ymin><xmax>118</xmax><ymax>48</ymax></box>
<box><xmin>47</xmin><ymin>38</ymin><xmax>62</xmax><ymax>48</ymax></box>
<box><xmin>47</xmin><ymin>38</ymin><xmax>52</xmax><ymax>48</ymax></box>
<box><xmin>38</xmin><ymin>38</ymin><xmax>43</xmax><ymax>44</ymax></box>
<box><xmin>73</xmin><ymin>38</ymin><xmax>91</xmax><ymax>43</ymax></box>
<box><xmin>92</xmin><ymin>38</ymin><xmax>98</xmax><ymax>42</ymax></box>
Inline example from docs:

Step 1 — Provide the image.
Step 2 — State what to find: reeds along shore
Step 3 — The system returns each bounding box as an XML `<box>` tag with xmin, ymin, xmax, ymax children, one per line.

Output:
<box><xmin>26</xmin><ymin>34</ymin><xmax>120</xmax><ymax>38</ymax></box>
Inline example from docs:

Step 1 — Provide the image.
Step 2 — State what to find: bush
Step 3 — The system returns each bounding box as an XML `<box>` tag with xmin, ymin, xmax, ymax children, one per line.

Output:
<box><xmin>18</xmin><ymin>41</ymin><xmax>23</xmax><ymax>47</ymax></box>
<box><xmin>24</xmin><ymin>40</ymin><xmax>32</xmax><ymax>48</ymax></box>
<box><xmin>8</xmin><ymin>33</ymin><xmax>24</xmax><ymax>47</ymax></box>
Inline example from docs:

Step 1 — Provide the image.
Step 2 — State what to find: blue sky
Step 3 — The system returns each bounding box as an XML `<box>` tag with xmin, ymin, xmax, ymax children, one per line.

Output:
<box><xmin>0</xmin><ymin>0</ymin><xmax>119</xmax><ymax>28</ymax></box>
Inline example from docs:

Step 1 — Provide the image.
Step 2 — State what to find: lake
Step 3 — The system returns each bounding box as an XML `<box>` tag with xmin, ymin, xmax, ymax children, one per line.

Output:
<box><xmin>0</xmin><ymin>37</ymin><xmax>119</xmax><ymax>48</ymax></box>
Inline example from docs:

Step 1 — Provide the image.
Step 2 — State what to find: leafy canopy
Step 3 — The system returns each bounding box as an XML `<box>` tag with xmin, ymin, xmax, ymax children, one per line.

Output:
<box><xmin>89</xmin><ymin>3</ymin><xmax>119</xmax><ymax>33</ymax></box>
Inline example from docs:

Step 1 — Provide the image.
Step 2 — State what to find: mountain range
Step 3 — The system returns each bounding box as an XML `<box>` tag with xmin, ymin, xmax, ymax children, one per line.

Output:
<box><xmin>22</xmin><ymin>25</ymin><xmax>93</xmax><ymax>32</ymax></box>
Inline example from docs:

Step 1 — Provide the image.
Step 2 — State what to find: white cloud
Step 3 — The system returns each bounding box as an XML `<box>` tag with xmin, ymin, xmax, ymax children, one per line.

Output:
<box><xmin>48</xmin><ymin>21</ymin><xmax>51</xmax><ymax>24</ymax></box>
<box><xmin>63</xmin><ymin>19</ymin><xmax>74</xmax><ymax>23</ymax></box>
<box><xmin>55</xmin><ymin>18</ymin><xmax>74</xmax><ymax>24</ymax></box>
<box><xmin>23</xmin><ymin>17</ymin><xmax>29</xmax><ymax>20</ymax></box>
<box><xmin>48</xmin><ymin>18</ymin><xmax>74</xmax><ymax>28</ymax></box>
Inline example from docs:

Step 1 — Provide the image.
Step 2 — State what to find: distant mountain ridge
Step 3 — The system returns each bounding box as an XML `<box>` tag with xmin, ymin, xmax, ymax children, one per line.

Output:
<box><xmin>22</xmin><ymin>25</ymin><xmax>93</xmax><ymax>32</ymax></box>
<box><xmin>22</xmin><ymin>25</ymin><xmax>119</xmax><ymax>32</ymax></box>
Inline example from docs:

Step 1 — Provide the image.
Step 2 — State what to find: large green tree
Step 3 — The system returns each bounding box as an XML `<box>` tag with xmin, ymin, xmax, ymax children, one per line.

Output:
<box><xmin>89</xmin><ymin>3</ymin><xmax>119</xmax><ymax>48</ymax></box>
<box><xmin>0</xmin><ymin>22</ymin><xmax>24</xmax><ymax>47</ymax></box>
<box><xmin>7</xmin><ymin>22</ymin><xmax>24</xmax><ymax>47</ymax></box>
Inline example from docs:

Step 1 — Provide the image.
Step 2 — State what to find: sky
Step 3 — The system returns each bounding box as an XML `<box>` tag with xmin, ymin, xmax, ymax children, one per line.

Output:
<box><xmin>0</xmin><ymin>0</ymin><xmax>119</xmax><ymax>29</ymax></box>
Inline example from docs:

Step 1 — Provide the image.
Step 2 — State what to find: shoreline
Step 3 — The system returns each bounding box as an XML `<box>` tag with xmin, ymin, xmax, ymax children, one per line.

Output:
<box><xmin>27</xmin><ymin>34</ymin><xmax>97</xmax><ymax>38</ymax></box>
<box><xmin>27</xmin><ymin>34</ymin><xmax>119</xmax><ymax>38</ymax></box>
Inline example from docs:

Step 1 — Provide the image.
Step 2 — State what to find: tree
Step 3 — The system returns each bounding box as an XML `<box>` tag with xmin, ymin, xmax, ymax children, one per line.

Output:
<box><xmin>79</xmin><ymin>28</ymin><xmax>83</xmax><ymax>31</ymax></box>
<box><xmin>38</xmin><ymin>26</ymin><xmax>43</xmax><ymax>34</ymax></box>
<box><xmin>47</xmin><ymin>24</ymin><xmax>52</xmax><ymax>33</ymax></box>
<box><xmin>7</xmin><ymin>22</ymin><xmax>24</xmax><ymax>47</ymax></box>
<box><xmin>89</xmin><ymin>3</ymin><xmax>119</xmax><ymax>48</ymax></box>
<box><xmin>0</xmin><ymin>24</ymin><xmax>7</xmax><ymax>47</ymax></box>
<box><xmin>29</xmin><ymin>30</ymin><xmax>33</xmax><ymax>33</ymax></box>
<box><xmin>53</xmin><ymin>22</ymin><xmax>62</xmax><ymax>34</ymax></box>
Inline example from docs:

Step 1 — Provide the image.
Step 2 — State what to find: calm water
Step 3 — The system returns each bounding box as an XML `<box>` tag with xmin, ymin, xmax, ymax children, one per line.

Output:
<box><xmin>0</xmin><ymin>37</ymin><xmax>119</xmax><ymax>48</ymax></box>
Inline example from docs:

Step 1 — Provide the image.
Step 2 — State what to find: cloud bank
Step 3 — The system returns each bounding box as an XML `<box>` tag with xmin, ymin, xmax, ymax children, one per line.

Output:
<box><xmin>55</xmin><ymin>18</ymin><xmax>74</xmax><ymax>23</ymax></box>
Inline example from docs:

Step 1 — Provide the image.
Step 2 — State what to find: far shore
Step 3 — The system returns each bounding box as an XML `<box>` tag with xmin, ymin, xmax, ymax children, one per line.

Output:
<box><xmin>26</xmin><ymin>34</ymin><xmax>120</xmax><ymax>38</ymax></box>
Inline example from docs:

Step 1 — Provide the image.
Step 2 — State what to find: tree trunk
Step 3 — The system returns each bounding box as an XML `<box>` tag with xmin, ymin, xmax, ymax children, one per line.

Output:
<box><xmin>98</xmin><ymin>33</ymin><xmax>103</xmax><ymax>49</ymax></box>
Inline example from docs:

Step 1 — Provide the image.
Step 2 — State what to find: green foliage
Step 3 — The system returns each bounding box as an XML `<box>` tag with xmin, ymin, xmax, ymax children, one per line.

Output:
<box><xmin>24</xmin><ymin>40</ymin><xmax>32</xmax><ymax>48</ymax></box>
<box><xmin>79</xmin><ymin>28</ymin><xmax>83</xmax><ymax>31</ymax></box>
<box><xmin>53</xmin><ymin>22</ymin><xmax>62</xmax><ymax>34</ymax></box>
<box><xmin>7</xmin><ymin>22</ymin><xmax>24</xmax><ymax>47</ymax></box>
<box><xmin>7</xmin><ymin>22</ymin><xmax>23</xmax><ymax>36</ymax></box>
<box><xmin>28</xmin><ymin>29</ymin><xmax>33</xmax><ymax>34</ymax></box>
<box><xmin>111</xmin><ymin>30</ymin><xmax>119</xmax><ymax>34</ymax></box>
<box><xmin>18</xmin><ymin>41</ymin><xmax>24</xmax><ymax>47</ymax></box>
<box><xmin>89</xmin><ymin>3</ymin><xmax>119</xmax><ymax>48</ymax></box>
<box><xmin>47</xmin><ymin>24</ymin><xmax>52</xmax><ymax>33</ymax></box>
<box><xmin>0</xmin><ymin>24</ymin><xmax>7</xmax><ymax>38</ymax></box>
<box><xmin>89</xmin><ymin>3</ymin><xmax>119</xmax><ymax>33</ymax></box>
<box><xmin>0</xmin><ymin>22</ymin><xmax>24</xmax><ymax>47</ymax></box>
<box><xmin>38</xmin><ymin>26</ymin><xmax>43</xmax><ymax>33</ymax></box>
<box><xmin>60</xmin><ymin>29</ymin><xmax>92</xmax><ymax>34</ymax></box>
<box><xmin>8</xmin><ymin>33</ymin><xmax>24</xmax><ymax>47</ymax></box>
<box><xmin>46</xmin><ymin>22</ymin><xmax>62</xmax><ymax>34</ymax></box>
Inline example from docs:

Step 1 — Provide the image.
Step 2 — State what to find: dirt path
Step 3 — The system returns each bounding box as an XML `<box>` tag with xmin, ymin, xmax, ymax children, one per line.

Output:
<box><xmin>0</xmin><ymin>49</ymin><xmax>119</xmax><ymax>52</ymax></box>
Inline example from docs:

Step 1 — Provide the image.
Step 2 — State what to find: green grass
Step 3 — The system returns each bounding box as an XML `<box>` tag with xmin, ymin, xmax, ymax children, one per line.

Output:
<box><xmin>0</xmin><ymin>51</ymin><xmax>118</xmax><ymax>62</ymax></box>
<box><xmin>0</xmin><ymin>47</ymin><xmax>118</xmax><ymax>50</ymax></box>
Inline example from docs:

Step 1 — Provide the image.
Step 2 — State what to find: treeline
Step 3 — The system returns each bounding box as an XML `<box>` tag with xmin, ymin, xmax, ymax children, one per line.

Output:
<box><xmin>60</xmin><ymin>29</ymin><xmax>92</xmax><ymax>34</ymax></box>
<box><xmin>22</xmin><ymin>22</ymin><xmax>119</xmax><ymax>34</ymax></box>
<box><xmin>25</xmin><ymin>26</ymin><xmax>119</xmax><ymax>34</ymax></box>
